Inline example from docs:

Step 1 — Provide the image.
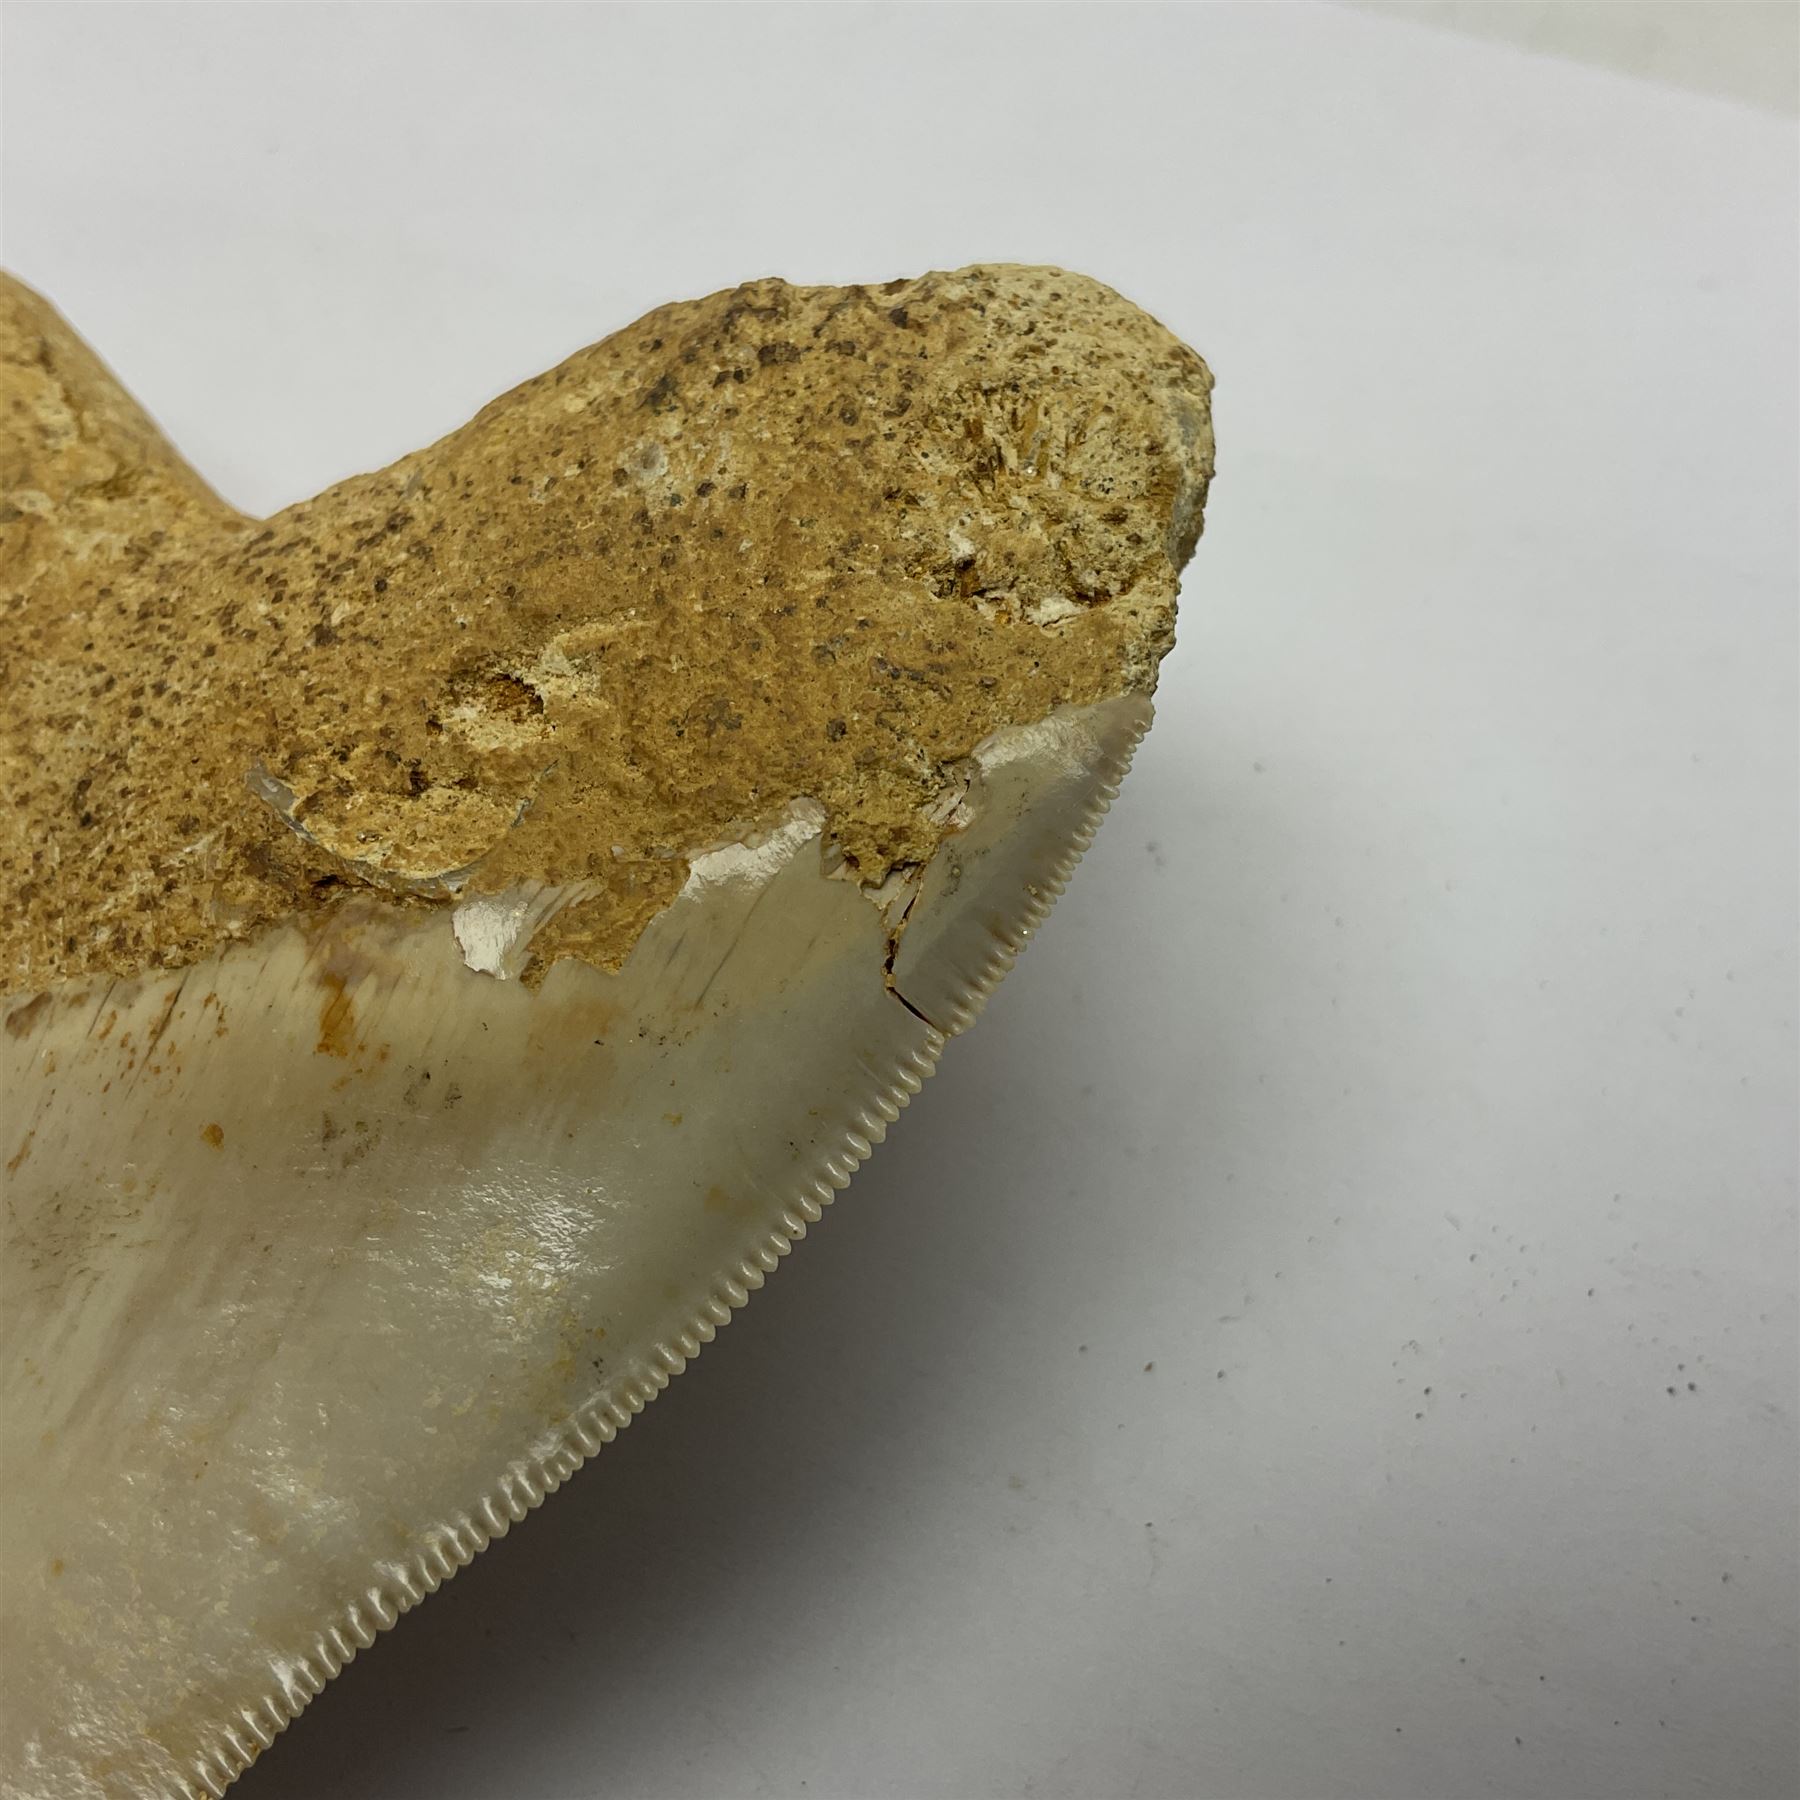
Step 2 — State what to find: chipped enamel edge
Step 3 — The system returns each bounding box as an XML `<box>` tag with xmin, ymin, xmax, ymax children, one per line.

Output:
<box><xmin>140</xmin><ymin>706</ymin><xmax>1148</xmax><ymax>1800</ymax></box>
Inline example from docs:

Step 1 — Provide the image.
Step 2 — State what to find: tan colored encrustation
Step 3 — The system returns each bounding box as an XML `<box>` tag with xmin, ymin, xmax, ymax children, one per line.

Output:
<box><xmin>1</xmin><ymin>267</ymin><xmax>1213</xmax><ymax>1798</ymax></box>
<box><xmin>1</xmin><ymin>265</ymin><xmax>1212</xmax><ymax>994</ymax></box>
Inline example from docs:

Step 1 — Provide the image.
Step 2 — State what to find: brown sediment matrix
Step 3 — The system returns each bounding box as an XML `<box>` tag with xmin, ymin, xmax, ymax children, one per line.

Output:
<box><xmin>0</xmin><ymin>265</ymin><xmax>1213</xmax><ymax>994</ymax></box>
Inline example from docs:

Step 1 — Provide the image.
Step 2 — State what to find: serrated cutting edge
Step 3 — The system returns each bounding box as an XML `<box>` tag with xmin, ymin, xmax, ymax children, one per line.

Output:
<box><xmin>0</xmin><ymin>693</ymin><xmax>1150</xmax><ymax>1800</ymax></box>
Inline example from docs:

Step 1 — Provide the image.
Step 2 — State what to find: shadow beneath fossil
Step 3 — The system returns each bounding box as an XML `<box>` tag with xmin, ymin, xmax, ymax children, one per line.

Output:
<box><xmin>228</xmin><ymin>1058</ymin><xmax>1007</xmax><ymax>1800</ymax></box>
<box><xmin>232</xmin><ymin>734</ymin><xmax>1281</xmax><ymax>1800</ymax></box>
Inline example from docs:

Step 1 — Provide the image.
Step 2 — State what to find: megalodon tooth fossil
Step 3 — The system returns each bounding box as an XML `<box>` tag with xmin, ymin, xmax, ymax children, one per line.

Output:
<box><xmin>0</xmin><ymin>264</ymin><xmax>1214</xmax><ymax>1797</ymax></box>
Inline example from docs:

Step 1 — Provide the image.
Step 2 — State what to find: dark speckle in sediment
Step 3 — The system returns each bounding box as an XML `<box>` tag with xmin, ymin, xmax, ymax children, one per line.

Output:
<box><xmin>0</xmin><ymin>264</ymin><xmax>1214</xmax><ymax>987</ymax></box>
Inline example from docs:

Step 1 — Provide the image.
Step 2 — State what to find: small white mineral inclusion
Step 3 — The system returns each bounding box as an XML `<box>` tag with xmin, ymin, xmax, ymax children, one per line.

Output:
<box><xmin>451</xmin><ymin>892</ymin><xmax>539</xmax><ymax>978</ymax></box>
<box><xmin>449</xmin><ymin>800</ymin><xmax>831</xmax><ymax>979</ymax></box>
<box><xmin>680</xmin><ymin>801</ymin><xmax>826</xmax><ymax>894</ymax></box>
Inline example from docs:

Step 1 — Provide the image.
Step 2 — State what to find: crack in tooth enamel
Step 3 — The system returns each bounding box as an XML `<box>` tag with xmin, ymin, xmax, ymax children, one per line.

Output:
<box><xmin>144</xmin><ymin>724</ymin><xmax>1140</xmax><ymax>1800</ymax></box>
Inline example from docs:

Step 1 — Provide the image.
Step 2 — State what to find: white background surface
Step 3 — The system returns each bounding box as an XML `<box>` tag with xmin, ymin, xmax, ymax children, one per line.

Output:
<box><xmin>3</xmin><ymin>5</ymin><xmax>1796</xmax><ymax>1798</ymax></box>
<box><xmin>1350</xmin><ymin>0</ymin><xmax>1799</xmax><ymax>114</ymax></box>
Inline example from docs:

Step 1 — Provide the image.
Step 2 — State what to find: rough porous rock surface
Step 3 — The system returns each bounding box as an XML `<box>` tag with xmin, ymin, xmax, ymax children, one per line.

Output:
<box><xmin>0</xmin><ymin>265</ymin><xmax>1213</xmax><ymax>992</ymax></box>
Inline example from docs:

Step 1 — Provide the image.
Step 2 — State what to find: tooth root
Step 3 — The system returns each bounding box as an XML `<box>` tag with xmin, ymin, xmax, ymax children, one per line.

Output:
<box><xmin>1</xmin><ymin>263</ymin><xmax>1210</xmax><ymax>1000</ymax></box>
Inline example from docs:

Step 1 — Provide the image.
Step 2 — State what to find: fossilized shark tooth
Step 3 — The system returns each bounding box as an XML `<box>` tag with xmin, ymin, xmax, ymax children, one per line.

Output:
<box><xmin>0</xmin><ymin>264</ymin><xmax>1213</xmax><ymax>1797</ymax></box>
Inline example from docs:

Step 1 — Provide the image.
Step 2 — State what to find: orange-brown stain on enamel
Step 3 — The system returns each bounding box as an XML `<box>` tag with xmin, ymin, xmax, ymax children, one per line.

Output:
<box><xmin>0</xmin><ymin>265</ymin><xmax>1212</xmax><ymax>995</ymax></box>
<box><xmin>314</xmin><ymin>972</ymin><xmax>356</xmax><ymax>1059</ymax></box>
<box><xmin>200</xmin><ymin>1122</ymin><xmax>224</xmax><ymax>1150</ymax></box>
<box><xmin>4</xmin><ymin>992</ymin><xmax>49</xmax><ymax>1037</ymax></box>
